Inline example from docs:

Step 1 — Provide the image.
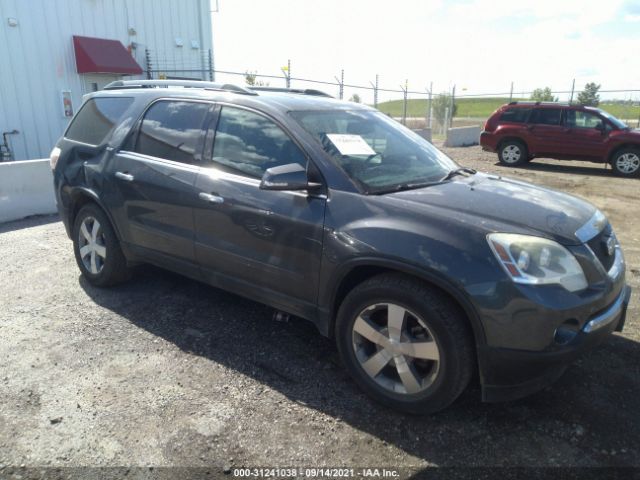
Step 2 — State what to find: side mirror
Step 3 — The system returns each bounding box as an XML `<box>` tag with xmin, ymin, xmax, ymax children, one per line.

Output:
<box><xmin>260</xmin><ymin>163</ymin><xmax>322</xmax><ymax>191</ymax></box>
<box><xmin>595</xmin><ymin>122</ymin><xmax>605</xmax><ymax>132</ymax></box>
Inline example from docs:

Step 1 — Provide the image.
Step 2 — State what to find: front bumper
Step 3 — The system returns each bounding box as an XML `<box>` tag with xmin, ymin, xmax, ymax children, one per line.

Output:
<box><xmin>481</xmin><ymin>284</ymin><xmax>631</xmax><ymax>402</ymax></box>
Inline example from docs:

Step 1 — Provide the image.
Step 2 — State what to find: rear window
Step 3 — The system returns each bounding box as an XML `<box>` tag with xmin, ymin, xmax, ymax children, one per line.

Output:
<box><xmin>499</xmin><ymin>108</ymin><xmax>531</xmax><ymax>123</ymax></box>
<box><xmin>65</xmin><ymin>97</ymin><xmax>134</xmax><ymax>145</ymax></box>
<box><xmin>134</xmin><ymin>100</ymin><xmax>210</xmax><ymax>164</ymax></box>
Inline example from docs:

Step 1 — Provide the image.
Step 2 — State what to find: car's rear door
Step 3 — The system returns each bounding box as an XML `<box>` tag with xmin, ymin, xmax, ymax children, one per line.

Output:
<box><xmin>193</xmin><ymin>105</ymin><xmax>327</xmax><ymax>316</ymax></box>
<box><xmin>106</xmin><ymin>99</ymin><xmax>212</xmax><ymax>273</ymax></box>
<box><xmin>561</xmin><ymin>109</ymin><xmax>609</xmax><ymax>160</ymax></box>
<box><xmin>525</xmin><ymin>107</ymin><xmax>565</xmax><ymax>156</ymax></box>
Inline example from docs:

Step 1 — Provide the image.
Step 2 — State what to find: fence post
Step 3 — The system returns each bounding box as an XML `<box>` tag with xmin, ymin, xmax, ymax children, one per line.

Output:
<box><xmin>401</xmin><ymin>80</ymin><xmax>408</xmax><ymax>125</ymax></box>
<box><xmin>370</xmin><ymin>74</ymin><xmax>379</xmax><ymax>108</ymax></box>
<box><xmin>449</xmin><ymin>84</ymin><xmax>456</xmax><ymax>128</ymax></box>
<box><xmin>444</xmin><ymin>106</ymin><xmax>450</xmax><ymax>136</ymax></box>
<box><xmin>145</xmin><ymin>48</ymin><xmax>153</xmax><ymax>80</ymax></box>
<box><xmin>207</xmin><ymin>49</ymin><xmax>214</xmax><ymax>81</ymax></box>
<box><xmin>569</xmin><ymin>78</ymin><xmax>575</xmax><ymax>104</ymax></box>
<box><xmin>427</xmin><ymin>82</ymin><xmax>433</xmax><ymax>129</ymax></box>
<box><xmin>335</xmin><ymin>70</ymin><xmax>344</xmax><ymax>99</ymax></box>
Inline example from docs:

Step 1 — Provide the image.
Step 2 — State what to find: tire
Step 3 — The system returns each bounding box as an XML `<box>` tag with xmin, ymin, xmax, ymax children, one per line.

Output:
<box><xmin>611</xmin><ymin>148</ymin><xmax>640</xmax><ymax>178</ymax></box>
<box><xmin>72</xmin><ymin>203</ymin><xmax>131</xmax><ymax>287</ymax></box>
<box><xmin>498</xmin><ymin>139</ymin><xmax>528</xmax><ymax>166</ymax></box>
<box><xmin>335</xmin><ymin>274</ymin><xmax>474</xmax><ymax>415</ymax></box>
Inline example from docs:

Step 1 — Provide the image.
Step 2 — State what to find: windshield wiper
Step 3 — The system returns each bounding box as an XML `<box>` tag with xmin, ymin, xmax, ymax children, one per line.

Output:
<box><xmin>369</xmin><ymin>181</ymin><xmax>442</xmax><ymax>195</ymax></box>
<box><xmin>440</xmin><ymin>167</ymin><xmax>477</xmax><ymax>182</ymax></box>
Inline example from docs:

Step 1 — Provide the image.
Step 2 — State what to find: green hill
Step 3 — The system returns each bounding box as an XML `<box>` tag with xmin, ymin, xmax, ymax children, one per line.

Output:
<box><xmin>377</xmin><ymin>97</ymin><xmax>640</xmax><ymax>122</ymax></box>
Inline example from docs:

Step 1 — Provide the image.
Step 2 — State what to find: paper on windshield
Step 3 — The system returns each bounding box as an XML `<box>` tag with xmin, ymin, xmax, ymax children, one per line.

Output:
<box><xmin>326</xmin><ymin>134</ymin><xmax>376</xmax><ymax>156</ymax></box>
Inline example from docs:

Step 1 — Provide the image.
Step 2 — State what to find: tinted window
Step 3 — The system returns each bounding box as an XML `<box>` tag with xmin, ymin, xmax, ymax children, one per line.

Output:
<box><xmin>565</xmin><ymin>110</ymin><xmax>603</xmax><ymax>129</ymax></box>
<box><xmin>135</xmin><ymin>101</ymin><xmax>210</xmax><ymax>164</ymax></box>
<box><xmin>530</xmin><ymin>108</ymin><xmax>562</xmax><ymax>125</ymax></box>
<box><xmin>65</xmin><ymin>97</ymin><xmax>133</xmax><ymax>145</ymax></box>
<box><xmin>499</xmin><ymin>108</ymin><xmax>531</xmax><ymax>123</ymax></box>
<box><xmin>211</xmin><ymin>107</ymin><xmax>307</xmax><ymax>178</ymax></box>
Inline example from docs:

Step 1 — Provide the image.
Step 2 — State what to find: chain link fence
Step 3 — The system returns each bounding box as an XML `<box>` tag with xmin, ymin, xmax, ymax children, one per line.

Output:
<box><xmin>138</xmin><ymin>52</ymin><xmax>640</xmax><ymax>133</ymax></box>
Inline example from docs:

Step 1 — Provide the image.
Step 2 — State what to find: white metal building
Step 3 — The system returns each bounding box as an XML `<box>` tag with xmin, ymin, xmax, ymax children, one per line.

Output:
<box><xmin>0</xmin><ymin>0</ymin><xmax>214</xmax><ymax>161</ymax></box>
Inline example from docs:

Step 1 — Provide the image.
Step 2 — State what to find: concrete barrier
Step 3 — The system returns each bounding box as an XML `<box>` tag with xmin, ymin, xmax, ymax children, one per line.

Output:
<box><xmin>445</xmin><ymin>126</ymin><xmax>481</xmax><ymax>147</ymax></box>
<box><xmin>412</xmin><ymin>128</ymin><xmax>432</xmax><ymax>143</ymax></box>
<box><xmin>0</xmin><ymin>159</ymin><xmax>57</xmax><ymax>223</ymax></box>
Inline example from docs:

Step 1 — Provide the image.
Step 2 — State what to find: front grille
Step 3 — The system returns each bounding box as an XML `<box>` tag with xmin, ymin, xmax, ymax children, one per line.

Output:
<box><xmin>587</xmin><ymin>223</ymin><xmax>615</xmax><ymax>272</ymax></box>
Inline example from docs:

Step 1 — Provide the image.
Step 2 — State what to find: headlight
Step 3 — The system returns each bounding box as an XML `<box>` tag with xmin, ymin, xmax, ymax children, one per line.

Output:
<box><xmin>487</xmin><ymin>233</ymin><xmax>587</xmax><ymax>292</ymax></box>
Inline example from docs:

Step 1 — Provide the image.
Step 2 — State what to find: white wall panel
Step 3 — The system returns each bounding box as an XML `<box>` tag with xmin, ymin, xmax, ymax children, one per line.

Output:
<box><xmin>0</xmin><ymin>0</ymin><xmax>213</xmax><ymax>161</ymax></box>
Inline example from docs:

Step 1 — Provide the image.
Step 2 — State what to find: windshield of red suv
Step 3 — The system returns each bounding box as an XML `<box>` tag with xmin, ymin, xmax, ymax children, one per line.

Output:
<box><xmin>595</xmin><ymin>109</ymin><xmax>628</xmax><ymax>129</ymax></box>
<box><xmin>291</xmin><ymin>110</ymin><xmax>456</xmax><ymax>193</ymax></box>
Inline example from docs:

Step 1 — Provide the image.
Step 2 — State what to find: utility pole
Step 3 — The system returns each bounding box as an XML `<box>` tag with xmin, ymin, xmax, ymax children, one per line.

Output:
<box><xmin>569</xmin><ymin>78</ymin><xmax>575</xmax><ymax>104</ymax></box>
<box><xmin>369</xmin><ymin>74</ymin><xmax>379</xmax><ymax>108</ymax></box>
<box><xmin>427</xmin><ymin>82</ymin><xmax>433</xmax><ymax>129</ymax></box>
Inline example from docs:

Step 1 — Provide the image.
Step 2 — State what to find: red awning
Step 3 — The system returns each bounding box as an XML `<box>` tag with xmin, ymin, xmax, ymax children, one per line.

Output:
<box><xmin>73</xmin><ymin>35</ymin><xmax>143</xmax><ymax>75</ymax></box>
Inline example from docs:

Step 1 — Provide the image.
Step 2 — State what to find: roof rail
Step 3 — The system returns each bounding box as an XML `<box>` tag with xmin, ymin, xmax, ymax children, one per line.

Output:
<box><xmin>249</xmin><ymin>86</ymin><xmax>333</xmax><ymax>98</ymax></box>
<box><xmin>103</xmin><ymin>80</ymin><xmax>258</xmax><ymax>96</ymax></box>
<box><xmin>508</xmin><ymin>101</ymin><xmax>570</xmax><ymax>106</ymax></box>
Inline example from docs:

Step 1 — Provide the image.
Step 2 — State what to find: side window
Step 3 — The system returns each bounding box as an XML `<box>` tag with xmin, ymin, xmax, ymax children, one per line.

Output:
<box><xmin>210</xmin><ymin>106</ymin><xmax>307</xmax><ymax>178</ymax></box>
<box><xmin>135</xmin><ymin>101</ymin><xmax>210</xmax><ymax>164</ymax></box>
<box><xmin>565</xmin><ymin>110</ymin><xmax>603</xmax><ymax>129</ymax></box>
<box><xmin>529</xmin><ymin>108</ymin><xmax>562</xmax><ymax>126</ymax></box>
<box><xmin>499</xmin><ymin>108</ymin><xmax>531</xmax><ymax>123</ymax></box>
<box><xmin>65</xmin><ymin>97</ymin><xmax>134</xmax><ymax>145</ymax></box>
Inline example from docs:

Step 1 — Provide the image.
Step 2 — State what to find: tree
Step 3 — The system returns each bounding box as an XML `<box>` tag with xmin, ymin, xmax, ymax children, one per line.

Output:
<box><xmin>530</xmin><ymin>87</ymin><xmax>557</xmax><ymax>102</ymax></box>
<box><xmin>349</xmin><ymin>93</ymin><xmax>361</xmax><ymax>103</ymax></box>
<box><xmin>244</xmin><ymin>71</ymin><xmax>268</xmax><ymax>87</ymax></box>
<box><xmin>432</xmin><ymin>94</ymin><xmax>457</xmax><ymax>127</ymax></box>
<box><xmin>577</xmin><ymin>82</ymin><xmax>601</xmax><ymax>107</ymax></box>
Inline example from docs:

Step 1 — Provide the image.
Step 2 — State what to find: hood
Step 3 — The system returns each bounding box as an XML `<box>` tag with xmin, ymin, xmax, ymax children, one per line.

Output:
<box><xmin>388</xmin><ymin>173</ymin><xmax>596</xmax><ymax>245</ymax></box>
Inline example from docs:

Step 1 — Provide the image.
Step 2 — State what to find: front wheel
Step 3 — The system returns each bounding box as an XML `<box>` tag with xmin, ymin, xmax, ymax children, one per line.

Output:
<box><xmin>611</xmin><ymin>149</ymin><xmax>640</xmax><ymax>177</ymax></box>
<box><xmin>335</xmin><ymin>274</ymin><xmax>474</xmax><ymax>415</ymax></box>
<box><xmin>498</xmin><ymin>140</ymin><xmax>528</xmax><ymax>166</ymax></box>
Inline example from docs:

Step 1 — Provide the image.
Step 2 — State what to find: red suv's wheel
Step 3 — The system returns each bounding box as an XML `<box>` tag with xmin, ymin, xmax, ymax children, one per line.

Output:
<box><xmin>498</xmin><ymin>140</ymin><xmax>529</xmax><ymax>166</ymax></box>
<box><xmin>611</xmin><ymin>148</ymin><xmax>640</xmax><ymax>178</ymax></box>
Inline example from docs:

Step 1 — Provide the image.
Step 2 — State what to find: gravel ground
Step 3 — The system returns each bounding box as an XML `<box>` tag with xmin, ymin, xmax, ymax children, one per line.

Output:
<box><xmin>0</xmin><ymin>145</ymin><xmax>638</xmax><ymax>476</ymax></box>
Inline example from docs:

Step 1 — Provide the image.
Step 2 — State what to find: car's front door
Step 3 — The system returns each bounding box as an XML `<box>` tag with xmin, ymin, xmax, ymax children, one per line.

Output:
<box><xmin>193</xmin><ymin>105</ymin><xmax>327</xmax><ymax>315</ymax></box>
<box><xmin>562</xmin><ymin>109</ymin><xmax>610</xmax><ymax>160</ymax></box>
<box><xmin>525</xmin><ymin>107</ymin><xmax>566</xmax><ymax>156</ymax></box>
<box><xmin>106</xmin><ymin>99</ymin><xmax>212</xmax><ymax>271</ymax></box>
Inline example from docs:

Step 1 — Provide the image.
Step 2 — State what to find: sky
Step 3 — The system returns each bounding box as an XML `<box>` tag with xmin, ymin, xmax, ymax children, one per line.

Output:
<box><xmin>211</xmin><ymin>0</ymin><xmax>640</xmax><ymax>103</ymax></box>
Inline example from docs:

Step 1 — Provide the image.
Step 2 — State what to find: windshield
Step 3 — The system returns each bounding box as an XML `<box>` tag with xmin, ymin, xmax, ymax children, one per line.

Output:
<box><xmin>290</xmin><ymin>110</ymin><xmax>457</xmax><ymax>193</ymax></box>
<box><xmin>596</xmin><ymin>109</ymin><xmax>628</xmax><ymax>129</ymax></box>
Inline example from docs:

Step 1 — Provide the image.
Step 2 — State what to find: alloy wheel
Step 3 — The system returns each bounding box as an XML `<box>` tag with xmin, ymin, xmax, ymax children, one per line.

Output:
<box><xmin>351</xmin><ymin>303</ymin><xmax>440</xmax><ymax>395</ymax></box>
<box><xmin>615</xmin><ymin>153</ymin><xmax>640</xmax><ymax>174</ymax></box>
<box><xmin>78</xmin><ymin>216</ymin><xmax>107</xmax><ymax>275</ymax></box>
<box><xmin>502</xmin><ymin>145</ymin><xmax>522</xmax><ymax>164</ymax></box>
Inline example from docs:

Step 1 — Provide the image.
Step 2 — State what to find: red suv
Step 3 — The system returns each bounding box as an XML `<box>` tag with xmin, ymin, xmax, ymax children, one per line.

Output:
<box><xmin>480</xmin><ymin>102</ymin><xmax>640</xmax><ymax>177</ymax></box>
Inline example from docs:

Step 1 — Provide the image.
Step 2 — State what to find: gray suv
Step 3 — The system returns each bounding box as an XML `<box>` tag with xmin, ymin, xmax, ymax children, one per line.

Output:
<box><xmin>51</xmin><ymin>80</ymin><xmax>631</xmax><ymax>414</ymax></box>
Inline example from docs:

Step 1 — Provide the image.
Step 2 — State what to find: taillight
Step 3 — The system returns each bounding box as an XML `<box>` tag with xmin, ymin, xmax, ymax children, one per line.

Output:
<box><xmin>49</xmin><ymin>147</ymin><xmax>61</xmax><ymax>170</ymax></box>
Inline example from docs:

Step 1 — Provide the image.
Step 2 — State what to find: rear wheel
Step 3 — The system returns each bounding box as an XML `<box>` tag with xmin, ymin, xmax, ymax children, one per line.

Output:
<box><xmin>335</xmin><ymin>274</ymin><xmax>474</xmax><ymax>414</ymax></box>
<box><xmin>72</xmin><ymin>204</ymin><xmax>131</xmax><ymax>287</ymax></box>
<box><xmin>498</xmin><ymin>140</ymin><xmax>528</xmax><ymax>166</ymax></box>
<box><xmin>611</xmin><ymin>148</ymin><xmax>640</xmax><ymax>177</ymax></box>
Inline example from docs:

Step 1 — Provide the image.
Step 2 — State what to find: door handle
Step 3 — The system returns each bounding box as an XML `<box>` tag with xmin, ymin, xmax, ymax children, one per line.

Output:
<box><xmin>199</xmin><ymin>192</ymin><xmax>225</xmax><ymax>204</ymax></box>
<box><xmin>115</xmin><ymin>171</ymin><xmax>134</xmax><ymax>182</ymax></box>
